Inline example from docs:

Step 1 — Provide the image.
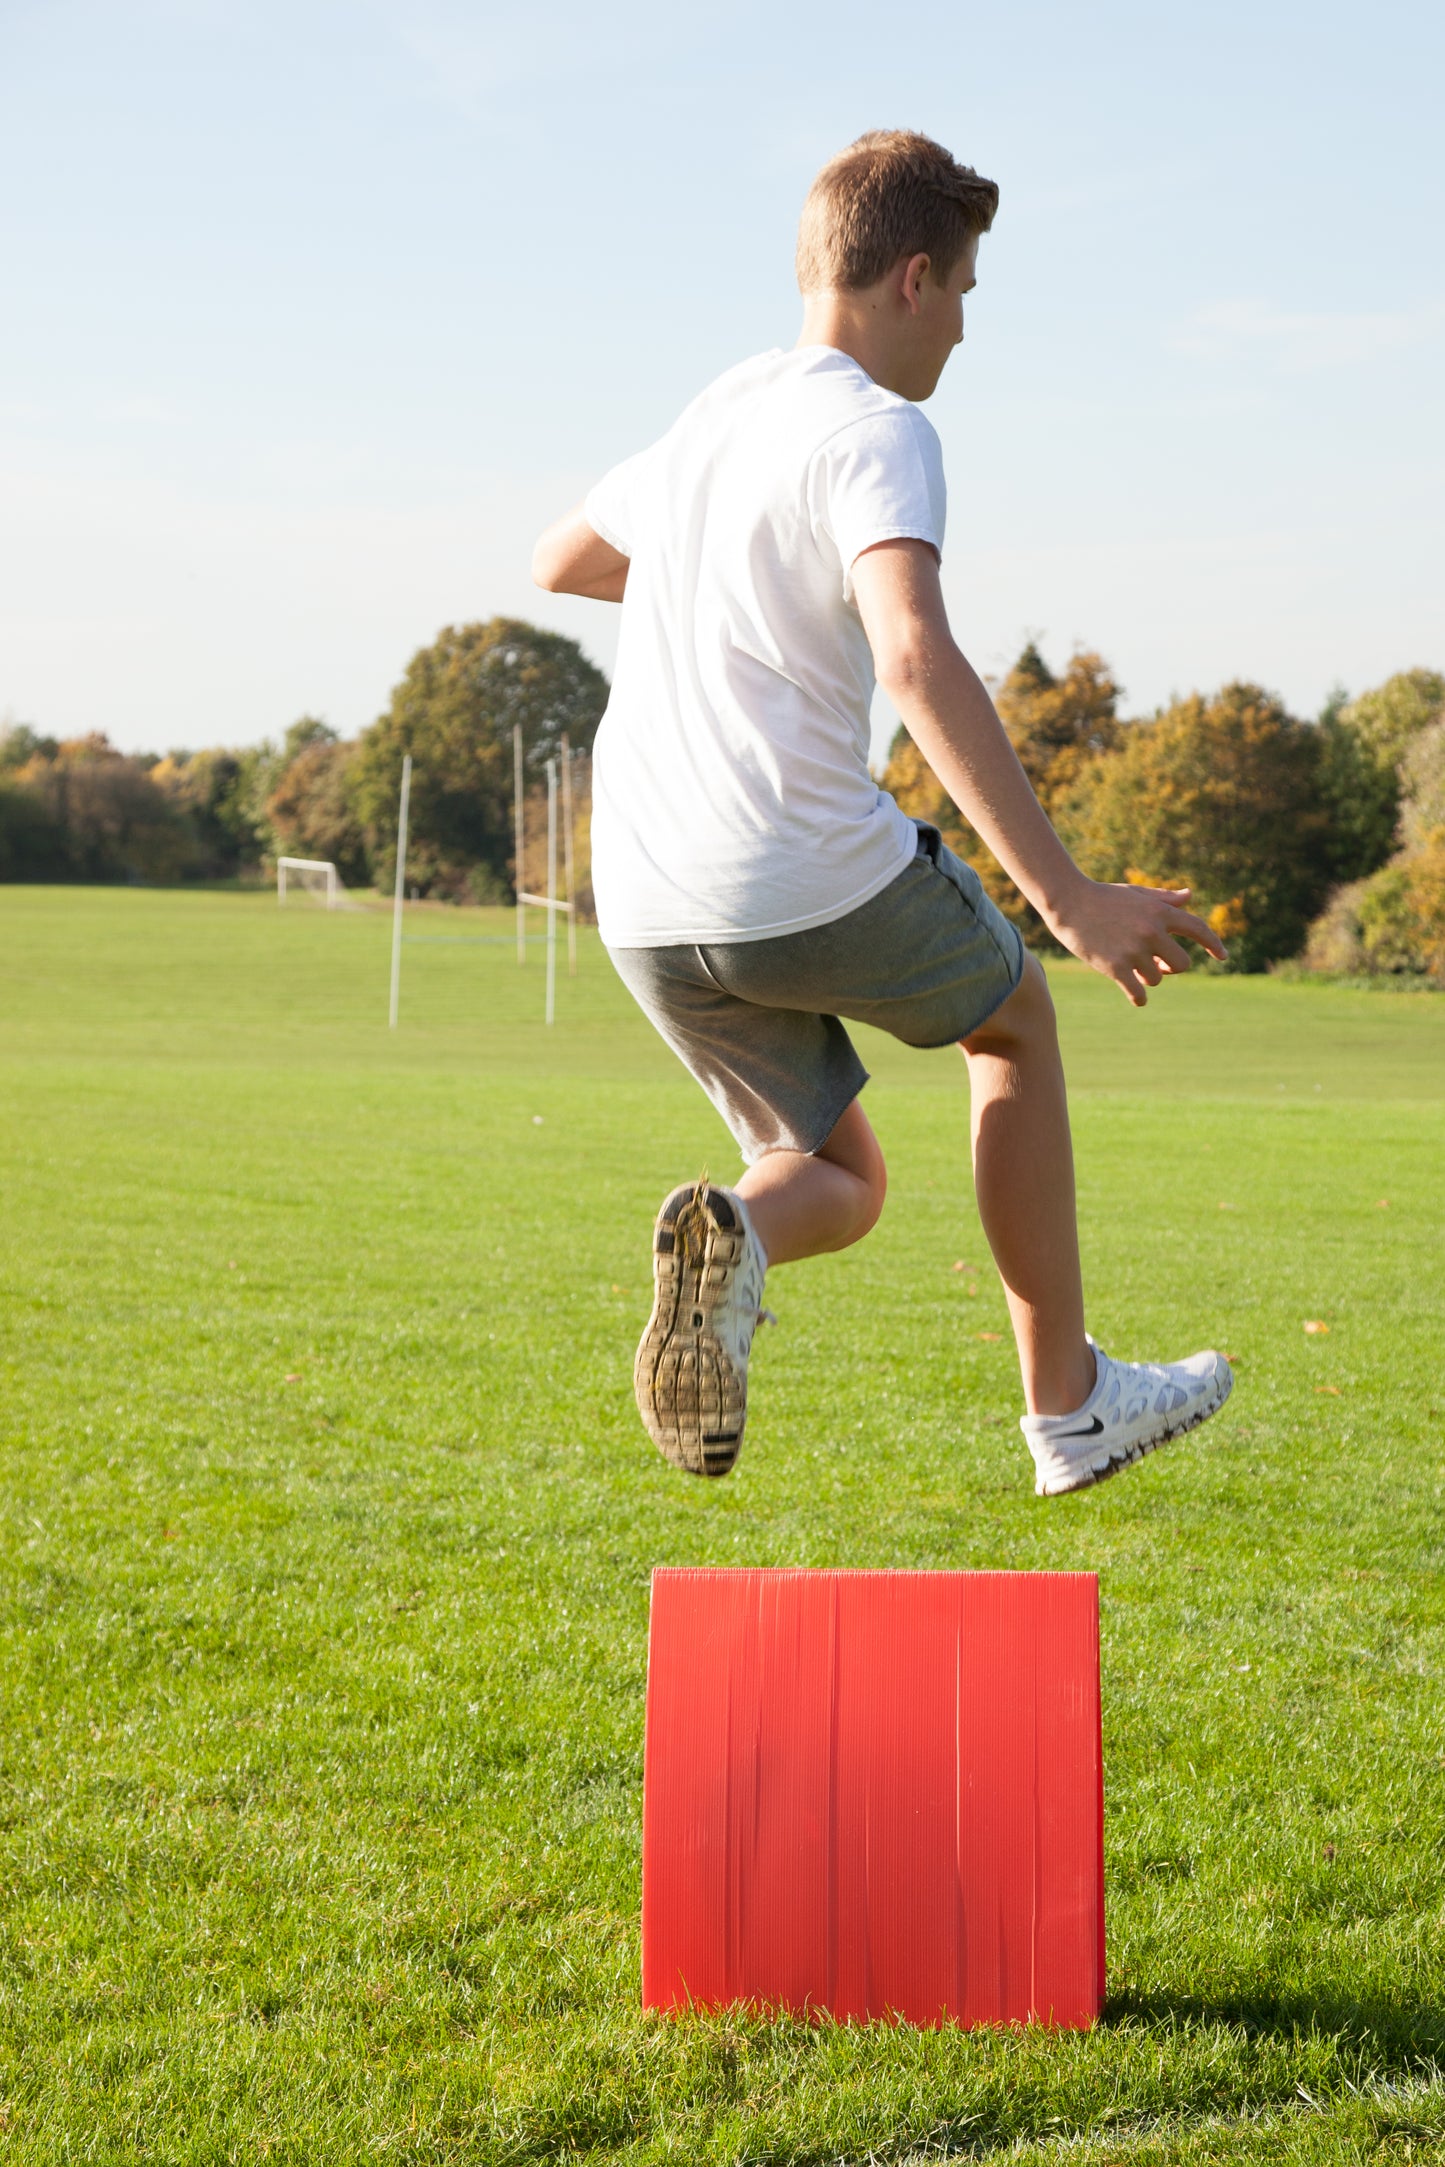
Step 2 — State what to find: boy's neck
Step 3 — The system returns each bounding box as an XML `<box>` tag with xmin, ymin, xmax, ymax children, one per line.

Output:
<box><xmin>796</xmin><ymin>294</ymin><xmax>902</xmax><ymax>396</ymax></box>
<box><xmin>794</xmin><ymin>240</ymin><xmax>975</xmax><ymax>405</ymax></box>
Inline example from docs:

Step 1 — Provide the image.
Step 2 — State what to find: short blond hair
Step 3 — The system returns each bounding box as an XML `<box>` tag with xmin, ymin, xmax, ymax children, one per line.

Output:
<box><xmin>795</xmin><ymin>130</ymin><xmax>998</xmax><ymax>295</ymax></box>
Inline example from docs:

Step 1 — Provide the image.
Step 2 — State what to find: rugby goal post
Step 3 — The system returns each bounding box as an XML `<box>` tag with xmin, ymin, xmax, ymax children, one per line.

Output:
<box><xmin>513</xmin><ymin>729</ymin><xmax>579</xmax><ymax>1024</ymax></box>
<box><xmin>515</xmin><ymin>754</ymin><xmax>573</xmax><ymax>1026</ymax></box>
<box><xmin>277</xmin><ymin>856</ymin><xmax>341</xmax><ymax>909</ymax></box>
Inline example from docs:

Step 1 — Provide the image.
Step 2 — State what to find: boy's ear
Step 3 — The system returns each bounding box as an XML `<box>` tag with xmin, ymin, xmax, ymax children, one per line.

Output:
<box><xmin>899</xmin><ymin>252</ymin><xmax>932</xmax><ymax>314</ymax></box>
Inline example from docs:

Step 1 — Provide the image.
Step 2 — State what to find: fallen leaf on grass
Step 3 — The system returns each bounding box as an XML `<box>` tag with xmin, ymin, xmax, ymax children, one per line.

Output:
<box><xmin>1322</xmin><ymin>1842</ymin><xmax>1337</xmax><ymax>1861</ymax></box>
<box><xmin>951</xmin><ymin>1260</ymin><xmax>980</xmax><ymax>1273</ymax></box>
<box><xmin>975</xmin><ymin>1332</ymin><xmax>1002</xmax><ymax>1342</ymax></box>
<box><xmin>1315</xmin><ymin>1385</ymin><xmax>1342</xmax><ymax>1397</ymax></box>
<box><xmin>284</xmin><ymin>1372</ymin><xmax>303</xmax><ymax>1382</ymax></box>
<box><xmin>1376</xmin><ymin>1199</ymin><xmax>1390</xmax><ymax>1209</ymax></box>
<box><xmin>1303</xmin><ymin>1320</ymin><xmax>1329</xmax><ymax>1335</ymax></box>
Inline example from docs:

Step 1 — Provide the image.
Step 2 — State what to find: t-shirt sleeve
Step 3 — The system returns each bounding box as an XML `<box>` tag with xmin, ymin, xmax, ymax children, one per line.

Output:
<box><xmin>583</xmin><ymin>447</ymin><xmax>654</xmax><ymax>558</ymax></box>
<box><xmin>810</xmin><ymin>407</ymin><xmax>948</xmax><ymax>600</ymax></box>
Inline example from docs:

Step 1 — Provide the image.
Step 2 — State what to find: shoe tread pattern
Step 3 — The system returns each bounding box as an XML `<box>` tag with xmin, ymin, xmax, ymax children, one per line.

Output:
<box><xmin>635</xmin><ymin>1184</ymin><xmax>748</xmax><ymax>1478</ymax></box>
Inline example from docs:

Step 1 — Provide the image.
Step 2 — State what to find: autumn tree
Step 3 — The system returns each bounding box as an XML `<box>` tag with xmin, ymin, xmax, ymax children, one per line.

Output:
<box><xmin>995</xmin><ymin>641</ymin><xmax>1121</xmax><ymax>809</ymax></box>
<box><xmin>1054</xmin><ymin>683</ymin><xmax>1334</xmax><ymax>971</ymax></box>
<box><xmin>1400</xmin><ymin>718</ymin><xmax>1445</xmax><ymax>851</ymax></box>
<box><xmin>11</xmin><ymin>734</ymin><xmax>201</xmax><ymax>883</ymax></box>
<box><xmin>265</xmin><ymin>736</ymin><xmax>367</xmax><ymax>883</ymax></box>
<box><xmin>351</xmin><ymin>620</ymin><xmax>609</xmax><ymax>900</ymax></box>
<box><xmin>880</xmin><ymin>642</ymin><xmax>1121</xmax><ymax>945</ymax></box>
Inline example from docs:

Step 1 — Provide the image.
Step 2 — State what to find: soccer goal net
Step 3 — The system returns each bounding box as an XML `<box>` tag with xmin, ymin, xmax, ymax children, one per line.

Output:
<box><xmin>277</xmin><ymin>856</ymin><xmax>345</xmax><ymax>909</ymax></box>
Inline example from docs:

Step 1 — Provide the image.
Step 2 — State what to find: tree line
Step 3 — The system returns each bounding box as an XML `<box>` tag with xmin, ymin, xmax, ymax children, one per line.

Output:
<box><xmin>883</xmin><ymin>650</ymin><xmax>1444</xmax><ymax>981</ymax></box>
<box><xmin>2</xmin><ymin>617</ymin><xmax>1441</xmax><ymax>980</ymax></box>
<box><xmin>0</xmin><ymin>620</ymin><xmax>609</xmax><ymax>903</ymax></box>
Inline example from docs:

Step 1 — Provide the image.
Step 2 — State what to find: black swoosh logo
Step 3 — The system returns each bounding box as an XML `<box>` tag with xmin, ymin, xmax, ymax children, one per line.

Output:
<box><xmin>1055</xmin><ymin>1415</ymin><xmax>1105</xmax><ymax>1438</ymax></box>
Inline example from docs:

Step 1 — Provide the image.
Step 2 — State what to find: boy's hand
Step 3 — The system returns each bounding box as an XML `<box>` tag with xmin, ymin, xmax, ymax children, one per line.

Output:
<box><xmin>1046</xmin><ymin>877</ymin><xmax>1226</xmax><ymax>1006</ymax></box>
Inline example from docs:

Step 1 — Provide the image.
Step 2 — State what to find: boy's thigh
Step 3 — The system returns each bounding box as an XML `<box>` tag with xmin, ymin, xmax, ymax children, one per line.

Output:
<box><xmin>607</xmin><ymin>830</ymin><xmax>1024</xmax><ymax>1166</ymax></box>
<box><xmin>705</xmin><ymin>826</ymin><xmax>1025</xmax><ymax>1051</ymax></box>
<box><xmin>608</xmin><ymin>943</ymin><xmax>868</xmax><ymax>1165</ymax></box>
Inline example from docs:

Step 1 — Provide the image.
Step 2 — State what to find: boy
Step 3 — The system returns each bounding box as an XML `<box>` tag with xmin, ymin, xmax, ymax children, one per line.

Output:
<box><xmin>533</xmin><ymin>130</ymin><xmax>1232</xmax><ymax>1497</ymax></box>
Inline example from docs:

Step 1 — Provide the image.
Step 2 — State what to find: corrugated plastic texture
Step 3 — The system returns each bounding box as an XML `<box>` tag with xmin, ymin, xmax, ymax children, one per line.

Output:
<box><xmin>642</xmin><ymin>1569</ymin><xmax>1102</xmax><ymax>2029</ymax></box>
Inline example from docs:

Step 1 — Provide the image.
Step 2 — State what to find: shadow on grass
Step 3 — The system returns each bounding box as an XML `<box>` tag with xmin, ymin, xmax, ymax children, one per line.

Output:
<box><xmin>1107</xmin><ymin>1985</ymin><xmax>1445</xmax><ymax>2072</ymax></box>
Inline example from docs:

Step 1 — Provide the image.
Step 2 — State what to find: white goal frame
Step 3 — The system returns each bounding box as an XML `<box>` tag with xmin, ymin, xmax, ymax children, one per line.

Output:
<box><xmin>277</xmin><ymin>856</ymin><xmax>340</xmax><ymax>909</ymax></box>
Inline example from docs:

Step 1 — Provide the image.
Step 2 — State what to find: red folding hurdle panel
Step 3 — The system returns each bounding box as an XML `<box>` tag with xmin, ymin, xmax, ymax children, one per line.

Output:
<box><xmin>642</xmin><ymin>1569</ymin><xmax>1104</xmax><ymax>2029</ymax></box>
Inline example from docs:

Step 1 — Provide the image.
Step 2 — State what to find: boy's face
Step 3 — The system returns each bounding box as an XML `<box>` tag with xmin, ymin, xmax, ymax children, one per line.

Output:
<box><xmin>899</xmin><ymin>232</ymin><xmax>980</xmax><ymax>401</ymax></box>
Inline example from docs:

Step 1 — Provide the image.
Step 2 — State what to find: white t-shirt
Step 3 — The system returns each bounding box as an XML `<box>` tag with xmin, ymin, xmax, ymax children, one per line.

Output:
<box><xmin>584</xmin><ymin>345</ymin><xmax>946</xmax><ymax>947</ymax></box>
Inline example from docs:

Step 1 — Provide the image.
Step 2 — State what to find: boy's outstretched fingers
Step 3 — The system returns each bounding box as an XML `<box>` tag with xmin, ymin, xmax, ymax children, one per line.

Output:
<box><xmin>1160</xmin><ymin>891</ymin><xmax>1229</xmax><ymax>964</ymax></box>
<box><xmin>1052</xmin><ymin>877</ymin><xmax>1228</xmax><ymax>1004</ymax></box>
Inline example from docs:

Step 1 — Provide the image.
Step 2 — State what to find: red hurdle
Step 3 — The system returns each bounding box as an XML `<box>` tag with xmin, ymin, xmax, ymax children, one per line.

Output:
<box><xmin>641</xmin><ymin>1568</ymin><xmax>1104</xmax><ymax>2029</ymax></box>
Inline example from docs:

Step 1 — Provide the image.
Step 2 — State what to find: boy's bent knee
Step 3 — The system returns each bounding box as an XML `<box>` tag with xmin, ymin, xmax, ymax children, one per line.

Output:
<box><xmin>851</xmin><ymin>1151</ymin><xmax>887</xmax><ymax>1239</ymax></box>
<box><xmin>960</xmin><ymin>950</ymin><xmax>1056</xmax><ymax>1058</ymax></box>
<box><xmin>817</xmin><ymin>1099</ymin><xmax>887</xmax><ymax>1242</ymax></box>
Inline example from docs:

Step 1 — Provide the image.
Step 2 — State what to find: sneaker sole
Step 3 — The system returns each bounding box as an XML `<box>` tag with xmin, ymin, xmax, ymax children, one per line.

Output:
<box><xmin>635</xmin><ymin>1183</ymin><xmax>748</xmax><ymax>1479</ymax></box>
<box><xmin>1037</xmin><ymin>1358</ymin><xmax>1233</xmax><ymax>1498</ymax></box>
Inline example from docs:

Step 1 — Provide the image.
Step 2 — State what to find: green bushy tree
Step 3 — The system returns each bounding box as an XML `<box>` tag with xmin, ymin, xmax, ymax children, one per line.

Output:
<box><xmin>1340</xmin><ymin>667</ymin><xmax>1445</xmax><ymax>770</ymax></box>
<box><xmin>352</xmin><ymin>620</ymin><xmax>609</xmax><ymax>900</ymax></box>
<box><xmin>0</xmin><ymin>724</ymin><xmax>67</xmax><ymax>878</ymax></box>
<box><xmin>0</xmin><ymin>778</ymin><xmax>65</xmax><ymax>878</ymax></box>
<box><xmin>1314</xmin><ymin>709</ymin><xmax>1400</xmax><ymax>884</ymax></box>
<box><xmin>1303</xmin><ymin>711</ymin><xmax>1445</xmax><ymax>982</ymax></box>
<box><xmin>152</xmin><ymin>746</ymin><xmax>275</xmax><ymax>876</ymax></box>
<box><xmin>0</xmin><ymin>723</ymin><xmax>60</xmax><ymax>772</ymax></box>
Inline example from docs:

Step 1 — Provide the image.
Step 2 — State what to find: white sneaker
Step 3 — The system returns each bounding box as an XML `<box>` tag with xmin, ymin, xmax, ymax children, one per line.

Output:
<box><xmin>1021</xmin><ymin>1336</ymin><xmax>1232</xmax><ymax>1497</ymax></box>
<box><xmin>634</xmin><ymin>1178</ymin><xmax>771</xmax><ymax>1478</ymax></box>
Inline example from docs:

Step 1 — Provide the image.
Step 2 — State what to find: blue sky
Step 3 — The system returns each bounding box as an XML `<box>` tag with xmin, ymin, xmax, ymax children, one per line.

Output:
<box><xmin>2</xmin><ymin>0</ymin><xmax>1441</xmax><ymax>759</ymax></box>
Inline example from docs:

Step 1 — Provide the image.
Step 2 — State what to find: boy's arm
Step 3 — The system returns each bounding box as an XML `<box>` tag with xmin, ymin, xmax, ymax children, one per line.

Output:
<box><xmin>852</xmin><ymin>539</ymin><xmax>1226</xmax><ymax>1006</ymax></box>
<box><xmin>532</xmin><ymin>506</ymin><xmax>629</xmax><ymax>602</ymax></box>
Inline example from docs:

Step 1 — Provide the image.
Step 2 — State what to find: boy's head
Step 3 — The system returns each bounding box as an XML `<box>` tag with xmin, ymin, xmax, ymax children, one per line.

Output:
<box><xmin>795</xmin><ymin>131</ymin><xmax>998</xmax><ymax>299</ymax></box>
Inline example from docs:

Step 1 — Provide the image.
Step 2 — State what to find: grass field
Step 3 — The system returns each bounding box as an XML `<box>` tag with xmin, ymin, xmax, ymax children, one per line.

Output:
<box><xmin>2</xmin><ymin>885</ymin><xmax>1443</xmax><ymax>2165</ymax></box>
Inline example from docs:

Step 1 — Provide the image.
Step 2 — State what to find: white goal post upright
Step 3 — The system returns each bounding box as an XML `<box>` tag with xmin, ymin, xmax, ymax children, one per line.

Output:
<box><xmin>545</xmin><ymin>757</ymin><xmax>558</xmax><ymax>1026</ymax></box>
<box><xmin>514</xmin><ymin>723</ymin><xmax>526</xmax><ymax>966</ymax></box>
<box><xmin>560</xmin><ymin>732</ymin><xmax>577</xmax><ymax>978</ymax></box>
<box><xmin>388</xmin><ymin>753</ymin><xmax>412</xmax><ymax>1031</ymax></box>
<box><xmin>514</xmin><ymin>745</ymin><xmax>572</xmax><ymax>1028</ymax></box>
<box><xmin>277</xmin><ymin>856</ymin><xmax>339</xmax><ymax>909</ymax></box>
<box><xmin>514</xmin><ymin>724</ymin><xmax>577</xmax><ymax>1022</ymax></box>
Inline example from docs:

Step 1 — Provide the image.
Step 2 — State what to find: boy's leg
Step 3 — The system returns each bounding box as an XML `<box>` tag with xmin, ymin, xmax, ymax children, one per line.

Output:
<box><xmin>725</xmin><ymin>954</ymin><xmax>1094</xmax><ymax>1413</ymax></box>
<box><xmin>632</xmin><ymin>1099</ymin><xmax>885</xmax><ymax>1478</ymax></box>
<box><xmin>959</xmin><ymin>953</ymin><xmax>1096</xmax><ymax>1418</ymax></box>
<box><xmin>734</xmin><ymin>1099</ymin><xmax>887</xmax><ymax>1265</ymax></box>
<box><xmin>963</xmin><ymin>950</ymin><xmax>1233</xmax><ymax>1492</ymax></box>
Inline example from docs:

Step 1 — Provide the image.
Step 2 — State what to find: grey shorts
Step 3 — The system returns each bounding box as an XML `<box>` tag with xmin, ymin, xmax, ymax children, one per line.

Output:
<box><xmin>608</xmin><ymin>824</ymin><xmax>1025</xmax><ymax>1163</ymax></box>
